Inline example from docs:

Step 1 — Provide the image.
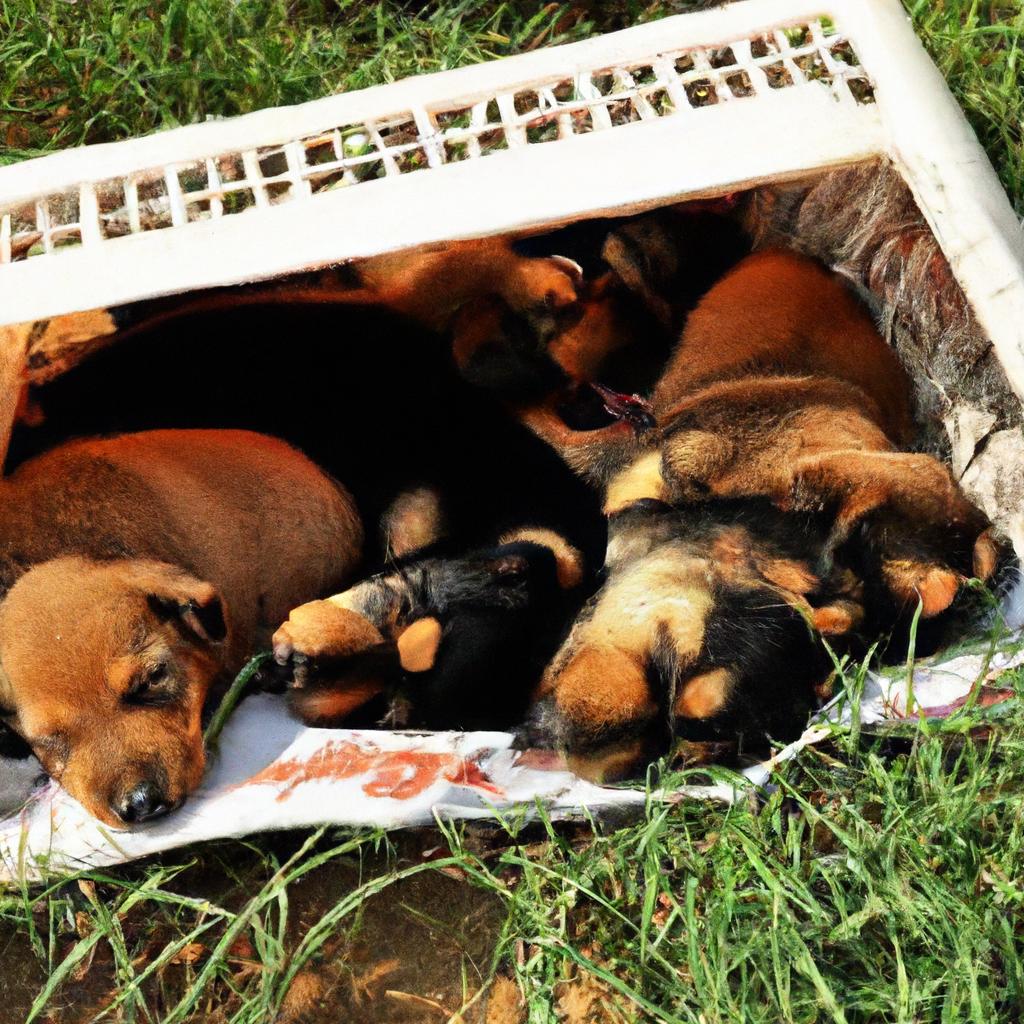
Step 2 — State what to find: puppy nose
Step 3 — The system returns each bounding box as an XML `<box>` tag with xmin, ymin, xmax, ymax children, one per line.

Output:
<box><xmin>114</xmin><ymin>781</ymin><xmax>171</xmax><ymax>824</ymax></box>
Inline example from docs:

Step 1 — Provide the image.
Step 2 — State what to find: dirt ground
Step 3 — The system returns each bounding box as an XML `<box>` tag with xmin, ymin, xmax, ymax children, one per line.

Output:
<box><xmin>0</xmin><ymin>831</ymin><xmax>520</xmax><ymax>1024</ymax></box>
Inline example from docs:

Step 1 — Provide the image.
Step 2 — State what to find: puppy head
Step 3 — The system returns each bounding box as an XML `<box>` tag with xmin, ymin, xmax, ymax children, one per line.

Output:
<box><xmin>0</xmin><ymin>557</ymin><xmax>229</xmax><ymax>827</ymax></box>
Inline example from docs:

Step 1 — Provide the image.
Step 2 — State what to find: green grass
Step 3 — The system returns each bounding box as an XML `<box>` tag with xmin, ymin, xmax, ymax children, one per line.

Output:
<box><xmin>2</xmin><ymin>1</ymin><xmax>1024</xmax><ymax>1021</ymax></box>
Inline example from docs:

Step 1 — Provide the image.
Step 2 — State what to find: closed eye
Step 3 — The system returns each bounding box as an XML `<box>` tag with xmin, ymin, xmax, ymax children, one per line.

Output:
<box><xmin>125</xmin><ymin>663</ymin><xmax>177</xmax><ymax>706</ymax></box>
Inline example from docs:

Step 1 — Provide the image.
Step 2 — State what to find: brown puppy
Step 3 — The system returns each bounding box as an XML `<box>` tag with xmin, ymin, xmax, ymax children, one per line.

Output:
<box><xmin>518</xmin><ymin>250</ymin><xmax>995</xmax><ymax>777</ymax></box>
<box><xmin>0</xmin><ymin>430</ymin><xmax>361</xmax><ymax>826</ymax></box>
<box><xmin>522</xmin><ymin>250</ymin><xmax>993</xmax><ymax>606</ymax></box>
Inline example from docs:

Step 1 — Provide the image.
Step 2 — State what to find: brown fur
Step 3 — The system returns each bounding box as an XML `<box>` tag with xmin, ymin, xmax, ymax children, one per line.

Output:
<box><xmin>0</xmin><ymin>429</ymin><xmax>362</xmax><ymax>825</ymax></box>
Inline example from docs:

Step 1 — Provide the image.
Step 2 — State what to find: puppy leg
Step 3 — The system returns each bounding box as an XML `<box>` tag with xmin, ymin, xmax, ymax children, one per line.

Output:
<box><xmin>273</xmin><ymin>578</ymin><xmax>408</xmax><ymax>724</ymax></box>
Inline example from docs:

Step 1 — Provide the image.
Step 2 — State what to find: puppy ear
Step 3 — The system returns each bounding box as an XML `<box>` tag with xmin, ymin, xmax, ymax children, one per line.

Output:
<box><xmin>147</xmin><ymin>579</ymin><xmax>228</xmax><ymax>644</ymax></box>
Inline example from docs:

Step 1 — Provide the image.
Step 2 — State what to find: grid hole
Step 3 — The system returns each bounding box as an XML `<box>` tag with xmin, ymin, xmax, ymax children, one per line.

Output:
<box><xmin>592</xmin><ymin>72</ymin><xmax>616</xmax><ymax>97</ymax></box>
<box><xmin>308</xmin><ymin>168</ymin><xmax>351</xmax><ymax>193</ymax></box>
<box><xmin>49</xmin><ymin>192</ymin><xmax>79</xmax><ymax>226</ymax></box>
<box><xmin>606</xmin><ymin>98</ymin><xmax>641</xmax><ymax>125</ymax></box>
<box><xmin>394</xmin><ymin>148</ymin><xmax>428</xmax><ymax>173</ymax></box>
<box><xmin>10</xmin><ymin>204</ymin><xmax>41</xmax><ymax>260</ymax></box>
<box><xmin>266</xmin><ymin>181</ymin><xmax>293</xmax><ymax>202</ymax></box>
<box><xmin>304</xmin><ymin>140</ymin><xmax>337</xmax><ymax>167</ymax></box>
<box><xmin>435</xmin><ymin>107</ymin><xmax>473</xmax><ymax>130</ymax></box>
<box><xmin>354</xmin><ymin>159</ymin><xmax>385</xmax><ymax>182</ymax></box>
<box><xmin>708</xmin><ymin>47</ymin><xmax>736</xmax><ymax>69</ymax></box>
<box><xmin>795</xmin><ymin>52</ymin><xmax>830</xmax><ymax>82</ymax></box>
<box><xmin>685</xmin><ymin>79</ymin><xmax>718</xmax><ymax>107</ymax></box>
<box><xmin>178</xmin><ymin>163</ymin><xmax>208</xmax><ymax>194</ymax></box>
<box><xmin>725</xmin><ymin>71</ymin><xmax>755</xmax><ymax>98</ymax></box>
<box><xmin>648</xmin><ymin>89</ymin><xmax>676</xmax><ymax>116</ymax></box>
<box><xmin>750</xmin><ymin>35</ymin><xmax>779</xmax><ymax>58</ymax></box>
<box><xmin>526</xmin><ymin>118</ymin><xmax>561</xmax><ymax>144</ymax></box>
<box><xmin>514</xmin><ymin>90</ymin><xmax>540</xmax><ymax>116</ymax></box>
<box><xmin>444</xmin><ymin>139</ymin><xmax>471</xmax><ymax>162</ymax></box>
<box><xmin>830</xmin><ymin>41</ymin><xmax>859</xmax><ymax>67</ymax></box>
<box><xmin>673</xmin><ymin>53</ymin><xmax>695</xmax><ymax>75</ymax></box>
<box><xmin>377</xmin><ymin>118</ymin><xmax>418</xmax><ymax>148</ymax></box>
<box><xmin>765</xmin><ymin>62</ymin><xmax>794</xmax><ymax>89</ymax></box>
<box><xmin>631</xmin><ymin>64</ymin><xmax>658</xmax><ymax>85</ymax></box>
<box><xmin>848</xmin><ymin>78</ymin><xmax>876</xmax><ymax>104</ymax></box>
<box><xmin>52</xmin><ymin>229</ymin><xmax>82</xmax><ymax>250</ymax></box>
<box><xmin>186</xmin><ymin>199</ymin><xmax>212</xmax><ymax>223</ymax></box>
<box><xmin>136</xmin><ymin>176</ymin><xmax>171</xmax><ymax>219</ymax></box>
<box><xmin>783</xmin><ymin>25</ymin><xmax>812</xmax><ymax>47</ymax></box>
<box><xmin>216</xmin><ymin>154</ymin><xmax>246</xmax><ymax>183</ymax></box>
<box><xmin>222</xmin><ymin>189</ymin><xmax>256</xmax><ymax>215</ymax></box>
<box><xmin>257</xmin><ymin>147</ymin><xmax>289</xmax><ymax>178</ymax></box>
<box><xmin>571</xmin><ymin>108</ymin><xmax>595</xmax><ymax>133</ymax></box>
<box><xmin>552</xmin><ymin>79</ymin><xmax>577</xmax><ymax>104</ymax></box>
<box><xmin>96</xmin><ymin>181</ymin><xmax>132</xmax><ymax>238</ymax></box>
<box><xmin>341</xmin><ymin>128</ymin><xmax>375</xmax><ymax>159</ymax></box>
<box><xmin>479</xmin><ymin>129</ymin><xmax>509</xmax><ymax>154</ymax></box>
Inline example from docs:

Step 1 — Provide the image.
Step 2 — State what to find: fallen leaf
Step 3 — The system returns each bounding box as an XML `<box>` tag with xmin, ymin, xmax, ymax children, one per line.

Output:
<box><xmin>170</xmin><ymin>942</ymin><xmax>206</xmax><ymax>966</ymax></box>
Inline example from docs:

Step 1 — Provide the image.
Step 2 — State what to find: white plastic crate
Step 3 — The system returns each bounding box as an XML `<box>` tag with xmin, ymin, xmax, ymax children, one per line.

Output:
<box><xmin>1</xmin><ymin>0</ymin><xmax>1023</xmax><ymax>878</ymax></box>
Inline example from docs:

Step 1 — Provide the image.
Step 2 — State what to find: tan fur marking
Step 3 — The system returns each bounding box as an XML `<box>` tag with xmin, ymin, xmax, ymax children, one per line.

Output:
<box><xmin>881</xmin><ymin>559</ymin><xmax>961</xmax><ymax>618</ymax></box>
<box><xmin>382</xmin><ymin>487</ymin><xmax>444</xmax><ymax>558</ymax></box>
<box><xmin>675</xmin><ymin>668</ymin><xmax>732</xmax><ymax>720</ymax></box>
<box><xmin>973</xmin><ymin>529</ymin><xmax>999</xmax><ymax>581</ymax></box>
<box><xmin>397</xmin><ymin>617</ymin><xmax>443</xmax><ymax>673</ymax></box>
<box><xmin>551</xmin><ymin>646</ymin><xmax>655</xmax><ymax>730</ymax></box>
<box><xmin>499</xmin><ymin>528</ymin><xmax>585</xmax><ymax>589</ymax></box>
<box><xmin>604</xmin><ymin>452</ymin><xmax>667</xmax><ymax>514</ymax></box>
<box><xmin>583</xmin><ymin>553</ymin><xmax>712</xmax><ymax>660</ymax></box>
<box><xmin>812</xmin><ymin>600</ymin><xmax>864</xmax><ymax>635</ymax></box>
<box><xmin>756</xmin><ymin>557</ymin><xmax>819</xmax><ymax>595</ymax></box>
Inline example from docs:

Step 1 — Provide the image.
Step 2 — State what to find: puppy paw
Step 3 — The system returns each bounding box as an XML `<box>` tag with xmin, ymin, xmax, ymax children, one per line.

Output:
<box><xmin>536</xmin><ymin>645</ymin><xmax>659</xmax><ymax>782</ymax></box>
<box><xmin>272</xmin><ymin>601</ymin><xmax>384</xmax><ymax>686</ymax></box>
<box><xmin>880</xmin><ymin>559</ymin><xmax>962</xmax><ymax>619</ymax></box>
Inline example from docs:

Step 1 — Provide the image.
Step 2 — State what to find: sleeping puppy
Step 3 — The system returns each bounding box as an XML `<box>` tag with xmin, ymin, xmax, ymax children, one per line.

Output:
<box><xmin>531</xmin><ymin>499</ymin><xmax>863</xmax><ymax>780</ymax></box>
<box><xmin>272</xmin><ymin>527</ymin><xmax>585</xmax><ymax>732</ymax></box>
<box><xmin>515</xmin><ymin>249</ymin><xmax>997</xmax><ymax>778</ymax></box>
<box><xmin>0</xmin><ymin>430</ymin><xmax>361</xmax><ymax>826</ymax></box>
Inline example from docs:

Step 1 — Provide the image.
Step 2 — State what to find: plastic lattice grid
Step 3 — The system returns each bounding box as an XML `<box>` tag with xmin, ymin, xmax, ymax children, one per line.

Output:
<box><xmin>1</xmin><ymin>17</ymin><xmax>871</xmax><ymax>265</ymax></box>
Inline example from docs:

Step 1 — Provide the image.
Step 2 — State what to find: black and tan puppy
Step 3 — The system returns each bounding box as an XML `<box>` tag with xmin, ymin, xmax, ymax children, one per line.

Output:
<box><xmin>513</xmin><ymin>249</ymin><xmax>996</xmax><ymax>778</ymax></box>
<box><xmin>0</xmin><ymin>430</ymin><xmax>361</xmax><ymax>825</ymax></box>
<box><xmin>272</xmin><ymin>527</ymin><xmax>585</xmax><ymax>732</ymax></box>
<box><xmin>531</xmin><ymin>499</ymin><xmax>863</xmax><ymax>779</ymax></box>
